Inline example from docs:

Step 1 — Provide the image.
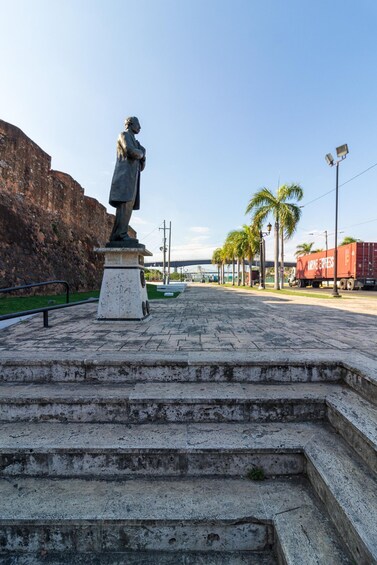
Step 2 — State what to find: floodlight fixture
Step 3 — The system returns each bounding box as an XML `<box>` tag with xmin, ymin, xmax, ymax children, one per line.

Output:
<box><xmin>336</xmin><ymin>144</ymin><xmax>349</xmax><ymax>159</ymax></box>
<box><xmin>325</xmin><ymin>153</ymin><xmax>334</xmax><ymax>166</ymax></box>
<box><xmin>325</xmin><ymin>142</ymin><xmax>349</xmax><ymax>297</ymax></box>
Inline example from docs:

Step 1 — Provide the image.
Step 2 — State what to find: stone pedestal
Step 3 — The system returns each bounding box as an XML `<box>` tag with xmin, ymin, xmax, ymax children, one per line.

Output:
<box><xmin>96</xmin><ymin>247</ymin><xmax>153</xmax><ymax>321</ymax></box>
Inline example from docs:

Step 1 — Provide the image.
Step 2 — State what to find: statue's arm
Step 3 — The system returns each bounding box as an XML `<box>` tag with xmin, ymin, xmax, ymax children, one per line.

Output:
<box><xmin>139</xmin><ymin>143</ymin><xmax>146</xmax><ymax>171</ymax></box>
<box><xmin>118</xmin><ymin>132</ymin><xmax>145</xmax><ymax>160</ymax></box>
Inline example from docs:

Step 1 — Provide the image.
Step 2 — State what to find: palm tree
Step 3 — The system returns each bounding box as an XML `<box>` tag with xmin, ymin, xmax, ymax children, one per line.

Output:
<box><xmin>221</xmin><ymin>241</ymin><xmax>234</xmax><ymax>284</ymax></box>
<box><xmin>225</xmin><ymin>230</ymin><xmax>243</xmax><ymax>285</ymax></box>
<box><xmin>241</xmin><ymin>224</ymin><xmax>260</xmax><ymax>286</ymax></box>
<box><xmin>295</xmin><ymin>242</ymin><xmax>315</xmax><ymax>257</ymax></box>
<box><xmin>246</xmin><ymin>184</ymin><xmax>303</xmax><ymax>289</ymax></box>
<box><xmin>224</xmin><ymin>231</ymin><xmax>239</xmax><ymax>285</ymax></box>
<box><xmin>211</xmin><ymin>248</ymin><xmax>222</xmax><ymax>284</ymax></box>
<box><xmin>340</xmin><ymin>236</ymin><xmax>362</xmax><ymax>246</ymax></box>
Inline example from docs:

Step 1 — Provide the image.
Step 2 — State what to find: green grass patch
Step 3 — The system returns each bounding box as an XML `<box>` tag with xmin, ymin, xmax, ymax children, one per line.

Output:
<box><xmin>246</xmin><ymin>467</ymin><xmax>265</xmax><ymax>481</ymax></box>
<box><xmin>0</xmin><ymin>290</ymin><xmax>100</xmax><ymax>316</ymax></box>
<box><xmin>0</xmin><ymin>283</ymin><xmax>179</xmax><ymax>315</ymax></box>
<box><xmin>261</xmin><ymin>288</ymin><xmax>335</xmax><ymax>299</ymax></box>
<box><xmin>223</xmin><ymin>283</ymin><xmax>335</xmax><ymax>299</ymax></box>
<box><xmin>146</xmin><ymin>284</ymin><xmax>181</xmax><ymax>300</ymax></box>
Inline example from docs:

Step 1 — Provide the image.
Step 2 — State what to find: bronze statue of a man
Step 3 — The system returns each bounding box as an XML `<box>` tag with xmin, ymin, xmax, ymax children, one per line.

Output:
<box><xmin>108</xmin><ymin>117</ymin><xmax>146</xmax><ymax>243</ymax></box>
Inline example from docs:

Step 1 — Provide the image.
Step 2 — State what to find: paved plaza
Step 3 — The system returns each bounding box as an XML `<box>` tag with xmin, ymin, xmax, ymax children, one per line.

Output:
<box><xmin>0</xmin><ymin>284</ymin><xmax>376</xmax><ymax>359</ymax></box>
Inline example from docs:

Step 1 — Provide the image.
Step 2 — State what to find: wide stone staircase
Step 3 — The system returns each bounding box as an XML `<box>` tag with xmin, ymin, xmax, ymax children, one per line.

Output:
<box><xmin>0</xmin><ymin>354</ymin><xmax>376</xmax><ymax>564</ymax></box>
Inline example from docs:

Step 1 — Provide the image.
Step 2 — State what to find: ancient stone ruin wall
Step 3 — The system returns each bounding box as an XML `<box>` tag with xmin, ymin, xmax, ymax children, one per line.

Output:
<box><xmin>0</xmin><ymin>119</ymin><xmax>135</xmax><ymax>291</ymax></box>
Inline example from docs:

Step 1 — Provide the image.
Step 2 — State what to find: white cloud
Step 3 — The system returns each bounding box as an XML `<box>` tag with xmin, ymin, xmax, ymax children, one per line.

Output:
<box><xmin>190</xmin><ymin>226</ymin><xmax>210</xmax><ymax>234</ymax></box>
<box><xmin>131</xmin><ymin>216</ymin><xmax>151</xmax><ymax>226</ymax></box>
<box><xmin>163</xmin><ymin>242</ymin><xmax>217</xmax><ymax>261</ymax></box>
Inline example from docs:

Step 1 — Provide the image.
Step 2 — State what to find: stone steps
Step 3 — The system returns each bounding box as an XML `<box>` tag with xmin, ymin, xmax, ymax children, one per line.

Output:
<box><xmin>327</xmin><ymin>388</ymin><xmax>377</xmax><ymax>474</ymax></box>
<box><xmin>0</xmin><ymin>354</ymin><xmax>376</xmax><ymax>562</ymax></box>
<box><xmin>1</xmin><ymin>552</ymin><xmax>278</xmax><ymax>564</ymax></box>
<box><xmin>1</xmin><ymin>418</ymin><xmax>376</xmax><ymax>562</ymax></box>
<box><xmin>0</xmin><ymin>477</ymin><xmax>353</xmax><ymax>564</ymax></box>
<box><xmin>0</xmin><ymin>421</ymin><xmax>315</xmax><ymax>479</ymax></box>
<box><xmin>306</xmin><ymin>429</ymin><xmax>377</xmax><ymax>564</ymax></box>
<box><xmin>0</xmin><ymin>352</ymin><xmax>346</xmax><ymax>384</ymax></box>
<box><xmin>0</xmin><ymin>382</ymin><xmax>338</xmax><ymax>423</ymax></box>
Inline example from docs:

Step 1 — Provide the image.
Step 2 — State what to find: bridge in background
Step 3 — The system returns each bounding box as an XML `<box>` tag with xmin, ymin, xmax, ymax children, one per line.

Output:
<box><xmin>145</xmin><ymin>259</ymin><xmax>296</xmax><ymax>269</ymax></box>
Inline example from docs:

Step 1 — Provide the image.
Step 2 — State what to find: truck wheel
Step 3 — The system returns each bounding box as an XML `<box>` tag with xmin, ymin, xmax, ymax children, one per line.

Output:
<box><xmin>339</xmin><ymin>278</ymin><xmax>347</xmax><ymax>290</ymax></box>
<box><xmin>312</xmin><ymin>281</ymin><xmax>320</xmax><ymax>288</ymax></box>
<box><xmin>347</xmin><ymin>279</ymin><xmax>355</xmax><ymax>291</ymax></box>
<box><xmin>297</xmin><ymin>279</ymin><xmax>305</xmax><ymax>288</ymax></box>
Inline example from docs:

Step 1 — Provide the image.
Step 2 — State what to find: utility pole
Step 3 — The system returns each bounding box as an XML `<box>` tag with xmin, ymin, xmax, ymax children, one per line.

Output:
<box><xmin>159</xmin><ymin>221</ymin><xmax>167</xmax><ymax>284</ymax></box>
<box><xmin>167</xmin><ymin>221</ymin><xmax>172</xmax><ymax>284</ymax></box>
<box><xmin>159</xmin><ymin>220</ymin><xmax>172</xmax><ymax>284</ymax></box>
<box><xmin>325</xmin><ymin>230</ymin><xmax>329</xmax><ymax>286</ymax></box>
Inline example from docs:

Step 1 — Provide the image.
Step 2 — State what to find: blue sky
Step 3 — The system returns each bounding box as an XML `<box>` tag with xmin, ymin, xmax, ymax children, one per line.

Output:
<box><xmin>1</xmin><ymin>0</ymin><xmax>377</xmax><ymax>262</ymax></box>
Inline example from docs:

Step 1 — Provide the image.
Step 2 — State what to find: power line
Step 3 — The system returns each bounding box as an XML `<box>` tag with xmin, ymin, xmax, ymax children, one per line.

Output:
<box><xmin>340</xmin><ymin>216</ymin><xmax>377</xmax><ymax>230</ymax></box>
<box><xmin>138</xmin><ymin>223</ymin><xmax>163</xmax><ymax>241</ymax></box>
<box><xmin>340</xmin><ymin>162</ymin><xmax>377</xmax><ymax>187</ymax></box>
<box><xmin>302</xmin><ymin>161</ymin><xmax>377</xmax><ymax>208</ymax></box>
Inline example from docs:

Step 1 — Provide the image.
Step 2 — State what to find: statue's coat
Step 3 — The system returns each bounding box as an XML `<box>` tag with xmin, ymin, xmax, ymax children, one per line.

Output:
<box><xmin>109</xmin><ymin>130</ymin><xmax>146</xmax><ymax>210</ymax></box>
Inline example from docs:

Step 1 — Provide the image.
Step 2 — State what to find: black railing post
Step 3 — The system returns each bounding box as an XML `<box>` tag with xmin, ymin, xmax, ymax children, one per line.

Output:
<box><xmin>64</xmin><ymin>282</ymin><xmax>70</xmax><ymax>303</ymax></box>
<box><xmin>43</xmin><ymin>311</ymin><xmax>49</xmax><ymax>328</ymax></box>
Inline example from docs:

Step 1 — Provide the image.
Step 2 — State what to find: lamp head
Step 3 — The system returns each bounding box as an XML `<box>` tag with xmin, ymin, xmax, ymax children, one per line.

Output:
<box><xmin>336</xmin><ymin>144</ymin><xmax>349</xmax><ymax>159</ymax></box>
<box><xmin>267</xmin><ymin>222</ymin><xmax>272</xmax><ymax>234</ymax></box>
<box><xmin>325</xmin><ymin>153</ymin><xmax>334</xmax><ymax>166</ymax></box>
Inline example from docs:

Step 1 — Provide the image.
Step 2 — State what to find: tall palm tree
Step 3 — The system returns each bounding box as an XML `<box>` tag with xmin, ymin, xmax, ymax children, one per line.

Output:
<box><xmin>241</xmin><ymin>224</ymin><xmax>260</xmax><ymax>286</ymax></box>
<box><xmin>340</xmin><ymin>236</ymin><xmax>362</xmax><ymax>246</ymax></box>
<box><xmin>221</xmin><ymin>241</ymin><xmax>234</xmax><ymax>284</ymax></box>
<box><xmin>295</xmin><ymin>242</ymin><xmax>315</xmax><ymax>257</ymax></box>
<box><xmin>236</xmin><ymin>231</ymin><xmax>248</xmax><ymax>285</ymax></box>
<box><xmin>246</xmin><ymin>184</ymin><xmax>303</xmax><ymax>290</ymax></box>
<box><xmin>211</xmin><ymin>248</ymin><xmax>222</xmax><ymax>284</ymax></box>
<box><xmin>224</xmin><ymin>231</ymin><xmax>238</xmax><ymax>285</ymax></box>
<box><xmin>225</xmin><ymin>230</ymin><xmax>242</xmax><ymax>285</ymax></box>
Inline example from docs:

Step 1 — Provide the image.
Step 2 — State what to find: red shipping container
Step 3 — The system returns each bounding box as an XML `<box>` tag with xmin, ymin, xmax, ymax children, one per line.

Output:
<box><xmin>296</xmin><ymin>242</ymin><xmax>377</xmax><ymax>288</ymax></box>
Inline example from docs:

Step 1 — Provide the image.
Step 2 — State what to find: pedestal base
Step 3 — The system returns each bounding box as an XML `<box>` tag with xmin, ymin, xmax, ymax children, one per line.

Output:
<box><xmin>96</xmin><ymin>247</ymin><xmax>153</xmax><ymax>321</ymax></box>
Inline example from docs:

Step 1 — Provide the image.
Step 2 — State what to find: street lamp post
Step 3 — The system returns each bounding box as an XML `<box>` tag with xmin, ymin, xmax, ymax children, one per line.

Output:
<box><xmin>259</xmin><ymin>223</ymin><xmax>272</xmax><ymax>289</ymax></box>
<box><xmin>325</xmin><ymin>144</ymin><xmax>349</xmax><ymax>297</ymax></box>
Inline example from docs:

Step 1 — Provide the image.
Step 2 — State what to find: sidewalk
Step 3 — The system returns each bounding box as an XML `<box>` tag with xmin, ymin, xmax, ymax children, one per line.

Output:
<box><xmin>0</xmin><ymin>284</ymin><xmax>376</xmax><ymax>360</ymax></box>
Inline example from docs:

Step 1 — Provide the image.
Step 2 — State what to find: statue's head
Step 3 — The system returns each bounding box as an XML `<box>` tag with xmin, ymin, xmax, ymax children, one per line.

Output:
<box><xmin>125</xmin><ymin>116</ymin><xmax>141</xmax><ymax>134</ymax></box>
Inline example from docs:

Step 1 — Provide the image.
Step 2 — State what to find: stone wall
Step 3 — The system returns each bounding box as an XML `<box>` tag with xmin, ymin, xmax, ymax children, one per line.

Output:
<box><xmin>0</xmin><ymin>119</ymin><xmax>135</xmax><ymax>291</ymax></box>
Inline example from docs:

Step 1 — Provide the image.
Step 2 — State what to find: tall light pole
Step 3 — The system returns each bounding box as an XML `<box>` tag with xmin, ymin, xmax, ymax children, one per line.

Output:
<box><xmin>325</xmin><ymin>144</ymin><xmax>349</xmax><ymax>297</ymax></box>
<box><xmin>259</xmin><ymin>223</ymin><xmax>272</xmax><ymax>289</ymax></box>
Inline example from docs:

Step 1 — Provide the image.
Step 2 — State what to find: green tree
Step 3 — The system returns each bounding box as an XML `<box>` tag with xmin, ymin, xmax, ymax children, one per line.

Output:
<box><xmin>246</xmin><ymin>184</ymin><xmax>303</xmax><ymax>289</ymax></box>
<box><xmin>295</xmin><ymin>242</ymin><xmax>315</xmax><ymax>257</ymax></box>
<box><xmin>340</xmin><ymin>236</ymin><xmax>362</xmax><ymax>246</ymax></box>
<box><xmin>225</xmin><ymin>230</ymin><xmax>243</xmax><ymax>286</ymax></box>
<box><xmin>169</xmin><ymin>271</ymin><xmax>182</xmax><ymax>281</ymax></box>
<box><xmin>221</xmin><ymin>241</ymin><xmax>234</xmax><ymax>284</ymax></box>
<box><xmin>211</xmin><ymin>248</ymin><xmax>222</xmax><ymax>284</ymax></box>
<box><xmin>223</xmin><ymin>231</ymin><xmax>237</xmax><ymax>286</ymax></box>
<box><xmin>241</xmin><ymin>224</ymin><xmax>260</xmax><ymax>287</ymax></box>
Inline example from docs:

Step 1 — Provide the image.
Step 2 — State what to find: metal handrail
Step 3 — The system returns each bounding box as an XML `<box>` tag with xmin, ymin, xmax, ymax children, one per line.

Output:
<box><xmin>0</xmin><ymin>298</ymin><xmax>99</xmax><ymax>328</ymax></box>
<box><xmin>0</xmin><ymin>280</ymin><xmax>70</xmax><ymax>303</ymax></box>
<box><xmin>0</xmin><ymin>280</ymin><xmax>100</xmax><ymax>328</ymax></box>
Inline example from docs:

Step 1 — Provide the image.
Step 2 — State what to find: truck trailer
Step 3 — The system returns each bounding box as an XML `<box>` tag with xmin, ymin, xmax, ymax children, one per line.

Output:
<box><xmin>288</xmin><ymin>242</ymin><xmax>377</xmax><ymax>290</ymax></box>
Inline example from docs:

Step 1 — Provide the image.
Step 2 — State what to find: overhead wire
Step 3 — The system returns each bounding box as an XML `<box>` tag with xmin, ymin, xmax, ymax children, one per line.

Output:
<box><xmin>138</xmin><ymin>223</ymin><xmax>162</xmax><ymax>241</ymax></box>
<box><xmin>301</xmin><ymin>161</ymin><xmax>377</xmax><ymax>208</ymax></box>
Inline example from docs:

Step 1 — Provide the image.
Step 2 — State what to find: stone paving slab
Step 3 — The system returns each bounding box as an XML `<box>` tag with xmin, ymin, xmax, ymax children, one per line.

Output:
<box><xmin>0</xmin><ymin>285</ymin><xmax>376</xmax><ymax>359</ymax></box>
